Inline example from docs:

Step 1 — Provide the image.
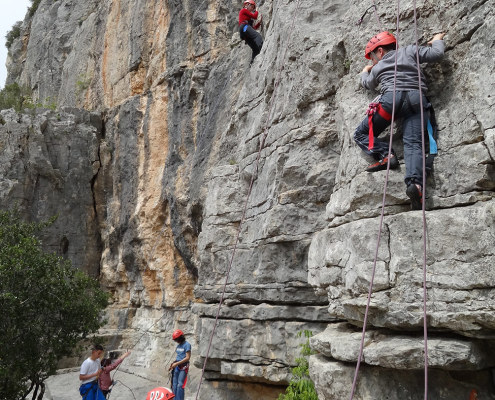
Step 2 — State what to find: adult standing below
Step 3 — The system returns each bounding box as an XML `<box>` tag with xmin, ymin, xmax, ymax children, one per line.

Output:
<box><xmin>239</xmin><ymin>0</ymin><xmax>263</xmax><ymax>65</ymax></box>
<box><xmin>168</xmin><ymin>330</ymin><xmax>191</xmax><ymax>400</ymax></box>
<box><xmin>79</xmin><ymin>345</ymin><xmax>106</xmax><ymax>400</ymax></box>
<box><xmin>353</xmin><ymin>31</ymin><xmax>445</xmax><ymax>210</ymax></box>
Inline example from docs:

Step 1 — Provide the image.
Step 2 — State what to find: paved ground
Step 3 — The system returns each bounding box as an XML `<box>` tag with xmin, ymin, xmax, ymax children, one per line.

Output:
<box><xmin>44</xmin><ymin>368</ymin><xmax>176</xmax><ymax>400</ymax></box>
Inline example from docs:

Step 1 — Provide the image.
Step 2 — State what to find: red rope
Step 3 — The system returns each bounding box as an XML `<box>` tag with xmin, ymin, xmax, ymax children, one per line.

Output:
<box><xmin>194</xmin><ymin>1</ymin><xmax>303</xmax><ymax>398</ymax></box>
<box><xmin>349</xmin><ymin>1</ymin><xmax>401</xmax><ymax>399</ymax></box>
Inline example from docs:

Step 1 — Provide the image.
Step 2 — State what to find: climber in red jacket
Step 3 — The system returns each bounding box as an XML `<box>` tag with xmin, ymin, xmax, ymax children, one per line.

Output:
<box><xmin>239</xmin><ymin>0</ymin><xmax>263</xmax><ymax>65</ymax></box>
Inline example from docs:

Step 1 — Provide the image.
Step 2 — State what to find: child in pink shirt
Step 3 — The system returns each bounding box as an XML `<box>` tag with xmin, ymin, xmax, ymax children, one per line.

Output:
<box><xmin>98</xmin><ymin>351</ymin><xmax>131</xmax><ymax>398</ymax></box>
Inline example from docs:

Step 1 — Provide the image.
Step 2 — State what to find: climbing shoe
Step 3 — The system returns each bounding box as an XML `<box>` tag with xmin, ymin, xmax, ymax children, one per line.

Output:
<box><xmin>366</xmin><ymin>154</ymin><xmax>399</xmax><ymax>172</ymax></box>
<box><xmin>406</xmin><ymin>183</ymin><xmax>423</xmax><ymax>210</ymax></box>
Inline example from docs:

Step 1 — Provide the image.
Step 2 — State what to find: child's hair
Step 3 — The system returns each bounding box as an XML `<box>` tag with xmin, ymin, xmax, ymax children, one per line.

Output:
<box><xmin>101</xmin><ymin>358</ymin><xmax>112</xmax><ymax>368</ymax></box>
<box><xmin>380</xmin><ymin>43</ymin><xmax>397</xmax><ymax>53</ymax></box>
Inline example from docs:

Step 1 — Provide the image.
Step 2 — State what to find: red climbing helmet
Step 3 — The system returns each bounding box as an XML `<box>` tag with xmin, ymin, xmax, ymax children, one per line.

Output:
<box><xmin>146</xmin><ymin>387</ymin><xmax>175</xmax><ymax>400</ymax></box>
<box><xmin>364</xmin><ymin>31</ymin><xmax>397</xmax><ymax>59</ymax></box>
<box><xmin>172</xmin><ymin>329</ymin><xmax>184</xmax><ymax>340</ymax></box>
<box><xmin>243</xmin><ymin>0</ymin><xmax>256</xmax><ymax>6</ymax></box>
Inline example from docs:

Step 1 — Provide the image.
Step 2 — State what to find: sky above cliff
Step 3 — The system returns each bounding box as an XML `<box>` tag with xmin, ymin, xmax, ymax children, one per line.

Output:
<box><xmin>1</xmin><ymin>0</ymin><xmax>30</xmax><ymax>88</ymax></box>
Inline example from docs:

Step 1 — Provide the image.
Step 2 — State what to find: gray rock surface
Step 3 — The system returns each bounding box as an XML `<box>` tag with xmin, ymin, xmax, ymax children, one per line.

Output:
<box><xmin>3</xmin><ymin>0</ymin><xmax>494</xmax><ymax>399</ymax></box>
<box><xmin>0</xmin><ymin>108</ymin><xmax>102</xmax><ymax>274</ymax></box>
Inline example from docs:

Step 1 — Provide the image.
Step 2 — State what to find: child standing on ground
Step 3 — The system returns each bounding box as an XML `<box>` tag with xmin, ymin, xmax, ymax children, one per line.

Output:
<box><xmin>98</xmin><ymin>350</ymin><xmax>131</xmax><ymax>398</ymax></box>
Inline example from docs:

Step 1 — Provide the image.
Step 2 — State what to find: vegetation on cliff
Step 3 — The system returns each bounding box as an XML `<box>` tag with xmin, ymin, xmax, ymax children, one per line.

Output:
<box><xmin>0</xmin><ymin>83</ymin><xmax>56</xmax><ymax>113</ymax></box>
<box><xmin>278</xmin><ymin>331</ymin><xmax>319</xmax><ymax>400</ymax></box>
<box><xmin>5</xmin><ymin>21</ymin><xmax>22</xmax><ymax>49</ymax></box>
<box><xmin>0</xmin><ymin>210</ymin><xmax>109</xmax><ymax>400</ymax></box>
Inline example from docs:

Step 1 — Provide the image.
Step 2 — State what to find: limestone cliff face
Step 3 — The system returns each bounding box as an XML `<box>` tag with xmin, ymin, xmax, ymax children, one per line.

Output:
<box><xmin>3</xmin><ymin>0</ymin><xmax>495</xmax><ymax>399</ymax></box>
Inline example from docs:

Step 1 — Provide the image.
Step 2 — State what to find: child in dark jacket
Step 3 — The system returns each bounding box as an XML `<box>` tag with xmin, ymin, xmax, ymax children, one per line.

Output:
<box><xmin>353</xmin><ymin>31</ymin><xmax>445</xmax><ymax>210</ymax></box>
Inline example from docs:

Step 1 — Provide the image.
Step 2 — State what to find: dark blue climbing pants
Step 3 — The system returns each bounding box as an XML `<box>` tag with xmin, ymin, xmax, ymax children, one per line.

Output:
<box><xmin>239</xmin><ymin>24</ymin><xmax>263</xmax><ymax>63</ymax></box>
<box><xmin>353</xmin><ymin>90</ymin><xmax>431</xmax><ymax>186</ymax></box>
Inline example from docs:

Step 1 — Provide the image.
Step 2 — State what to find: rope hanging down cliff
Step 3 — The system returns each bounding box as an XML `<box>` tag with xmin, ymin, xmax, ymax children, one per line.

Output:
<box><xmin>349</xmin><ymin>1</ymin><xmax>435</xmax><ymax>399</ymax></box>
<box><xmin>103</xmin><ymin>216</ymin><xmax>195</xmax><ymax>399</ymax></box>
<box><xmin>194</xmin><ymin>0</ymin><xmax>303</xmax><ymax>398</ymax></box>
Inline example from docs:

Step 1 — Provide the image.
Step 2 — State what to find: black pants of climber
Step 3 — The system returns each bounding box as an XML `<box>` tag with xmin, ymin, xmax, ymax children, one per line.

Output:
<box><xmin>239</xmin><ymin>24</ymin><xmax>263</xmax><ymax>63</ymax></box>
<box><xmin>353</xmin><ymin>90</ymin><xmax>431</xmax><ymax>186</ymax></box>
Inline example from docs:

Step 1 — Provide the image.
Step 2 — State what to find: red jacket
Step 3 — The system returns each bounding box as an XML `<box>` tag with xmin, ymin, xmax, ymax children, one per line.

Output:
<box><xmin>239</xmin><ymin>8</ymin><xmax>261</xmax><ymax>29</ymax></box>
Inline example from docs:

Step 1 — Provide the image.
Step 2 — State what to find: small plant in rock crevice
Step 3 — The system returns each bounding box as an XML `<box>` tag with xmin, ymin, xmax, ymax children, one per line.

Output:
<box><xmin>278</xmin><ymin>330</ymin><xmax>319</xmax><ymax>400</ymax></box>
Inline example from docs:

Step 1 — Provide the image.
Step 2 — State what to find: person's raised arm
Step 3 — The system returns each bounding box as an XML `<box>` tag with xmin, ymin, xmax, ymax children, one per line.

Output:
<box><xmin>428</xmin><ymin>32</ymin><xmax>446</xmax><ymax>45</ymax></box>
<box><xmin>418</xmin><ymin>32</ymin><xmax>445</xmax><ymax>63</ymax></box>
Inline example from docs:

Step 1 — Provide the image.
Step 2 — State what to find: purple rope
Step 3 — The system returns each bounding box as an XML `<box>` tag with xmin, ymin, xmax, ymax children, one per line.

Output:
<box><xmin>349</xmin><ymin>2</ymin><xmax>401</xmax><ymax>399</ymax></box>
<box><xmin>412</xmin><ymin>0</ymin><xmax>430</xmax><ymax>398</ymax></box>
<box><xmin>194</xmin><ymin>1</ymin><xmax>303</xmax><ymax>398</ymax></box>
<box><xmin>372</xmin><ymin>0</ymin><xmax>383</xmax><ymax>31</ymax></box>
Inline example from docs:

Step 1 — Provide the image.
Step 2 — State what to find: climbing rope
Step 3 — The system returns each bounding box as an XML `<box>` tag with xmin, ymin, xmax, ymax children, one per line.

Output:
<box><xmin>348</xmin><ymin>2</ymin><xmax>401</xmax><ymax>396</ymax></box>
<box><xmin>372</xmin><ymin>0</ymin><xmax>382</xmax><ymax>31</ymax></box>
<box><xmin>194</xmin><ymin>1</ymin><xmax>303</xmax><ymax>399</ymax></box>
<box><xmin>106</xmin><ymin>273</ymin><xmax>194</xmax><ymax>399</ymax></box>
<box><xmin>349</xmin><ymin>1</ymin><xmax>431</xmax><ymax>399</ymax></box>
<box><xmin>412</xmin><ymin>0</ymin><xmax>430</xmax><ymax>397</ymax></box>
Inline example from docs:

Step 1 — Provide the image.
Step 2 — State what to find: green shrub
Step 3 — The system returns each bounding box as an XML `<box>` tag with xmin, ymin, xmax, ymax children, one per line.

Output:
<box><xmin>278</xmin><ymin>330</ymin><xmax>319</xmax><ymax>400</ymax></box>
<box><xmin>5</xmin><ymin>21</ymin><xmax>22</xmax><ymax>49</ymax></box>
<box><xmin>0</xmin><ymin>83</ymin><xmax>58</xmax><ymax>112</ymax></box>
<box><xmin>0</xmin><ymin>83</ymin><xmax>31</xmax><ymax>112</ymax></box>
<box><xmin>28</xmin><ymin>0</ymin><xmax>43</xmax><ymax>17</ymax></box>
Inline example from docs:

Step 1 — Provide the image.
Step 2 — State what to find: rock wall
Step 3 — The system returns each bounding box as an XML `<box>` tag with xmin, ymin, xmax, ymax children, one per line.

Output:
<box><xmin>3</xmin><ymin>0</ymin><xmax>494</xmax><ymax>399</ymax></box>
<box><xmin>0</xmin><ymin>108</ymin><xmax>103</xmax><ymax>275</ymax></box>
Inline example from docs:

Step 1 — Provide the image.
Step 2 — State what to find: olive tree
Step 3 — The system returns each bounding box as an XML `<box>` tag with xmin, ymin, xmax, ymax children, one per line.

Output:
<box><xmin>0</xmin><ymin>210</ymin><xmax>108</xmax><ymax>400</ymax></box>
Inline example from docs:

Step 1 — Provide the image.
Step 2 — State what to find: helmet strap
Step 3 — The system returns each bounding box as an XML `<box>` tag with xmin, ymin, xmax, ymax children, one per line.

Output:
<box><xmin>369</xmin><ymin>51</ymin><xmax>380</xmax><ymax>63</ymax></box>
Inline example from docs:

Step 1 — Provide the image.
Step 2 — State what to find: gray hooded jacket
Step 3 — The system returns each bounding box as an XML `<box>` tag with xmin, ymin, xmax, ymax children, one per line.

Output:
<box><xmin>361</xmin><ymin>40</ymin><xmax>445</xmax><ymax>94</ymax></box>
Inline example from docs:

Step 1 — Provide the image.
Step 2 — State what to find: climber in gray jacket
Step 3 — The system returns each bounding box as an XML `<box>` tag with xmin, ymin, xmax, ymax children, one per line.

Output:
<box><xmin>353</xmin><ymin>31</ymin><xmax>445</xmax><ymax>210</ymax></box>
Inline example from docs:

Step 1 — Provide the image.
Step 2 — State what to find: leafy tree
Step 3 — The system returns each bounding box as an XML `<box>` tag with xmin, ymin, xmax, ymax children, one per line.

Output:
<box><xmin>278</xmin><ymin>330</ymin><xmax>319</xmax><ymax>400</ymax></box>
<box><xmin>0</xmin><ymin>83</ymin><xmax>32</xmax><ymax>112</ymax></box>
<box><xmin>0</xmin><ymin>210</ymin><xmax>109</xmax><ymax>400</ymax></box>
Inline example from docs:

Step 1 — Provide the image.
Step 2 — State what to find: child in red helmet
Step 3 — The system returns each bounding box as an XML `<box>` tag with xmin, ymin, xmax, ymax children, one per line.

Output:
<box><xmin>168</xmin><ymin>330</ymin><xmax>191</xmax><ymax>400</ymax></box>
<box><xmin>239</xmin><ymin>0</ymin><xmax>263</xmax><ymax>65</ymax></box>
<box><xmin>353</xmin><ymin>31</ymin><xmax>445</xmax><ymax>210</ymax></box>
<box><xmin>146</xmin><ymin>386</ymin><xmax>175</xmax><ymax>400</ymax></box>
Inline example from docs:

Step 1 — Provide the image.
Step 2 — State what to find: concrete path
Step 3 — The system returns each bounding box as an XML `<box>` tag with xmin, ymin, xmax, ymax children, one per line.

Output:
<box><xmin>44</xmin><ymin>368</ymin><xmax>174</xmax><ymax>400</ymax></box>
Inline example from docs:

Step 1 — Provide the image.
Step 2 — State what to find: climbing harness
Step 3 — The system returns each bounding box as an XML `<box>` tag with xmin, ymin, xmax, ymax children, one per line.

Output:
<box><xmin>366</xmin><ymin>100</ymin><xmax>392</xmax><ymax>150</ymax></box>
<box><xmin>194</xmin><ymin>1</ymin><xmax>303</xmax><ymax>399</ymax></box>
<box><xmin>350</xmin><ymin>0</ymin><xmax>432</xmax><ymax>399</ymax></box>
<box><xmin>366</xmin><ymin>95</ymin><xmax>438</xmax><ymax>167</ymax></box>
